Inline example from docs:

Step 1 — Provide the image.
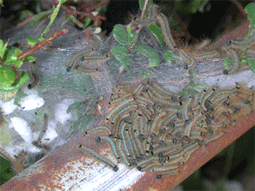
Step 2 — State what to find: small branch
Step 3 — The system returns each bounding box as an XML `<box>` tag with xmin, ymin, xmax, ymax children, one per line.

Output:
<box><xmin>18</xmin><ymin>29</ymin><xmax>69</xmax><ymax>60</ymax></box>
<box><xmin>230</xmin><ymin>0</ymin><xmax>247</xmax><ymax>18</ymax></box>
<box><xmin>130</xmin><ymin>0</ymin><xmax>149</xmax><ymax>48</ymax></box>
<box><xmin>140</xmin><ymin>0</ymin><xmax>149</xmax><ymax>19</ymax></box>
<box><xmin>86</xmin><ymin>0</ymin><xmax>110</xmax><ymax>13</ymax></box>
<box><xmin>60</xmin><ymin>3</ymin><xmax>106</xmax><ymax>22</ymax></box>
<box><xmin>6</xmin><ymin>9</ymin><xmax>53</xmax><ymax>32</ymax></box>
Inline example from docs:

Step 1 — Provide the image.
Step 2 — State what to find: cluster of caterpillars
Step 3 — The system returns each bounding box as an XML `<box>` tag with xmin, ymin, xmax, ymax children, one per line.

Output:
<box><xmin>133</xmin><ymin>4</ymin><xmax>255</xmax><ymax>74</ymax></box>
<box><xmin>79</xmin><ymin>80</ymin><xmax>254</xmax><ymax>179</ymax></box>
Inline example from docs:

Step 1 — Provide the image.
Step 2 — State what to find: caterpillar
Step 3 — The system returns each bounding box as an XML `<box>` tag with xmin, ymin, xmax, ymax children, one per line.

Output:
<box><xmin>82</xmin><ymin>54</ymin><xmax>112</xmax><ymax>61</ymax></box>
<box><xmin>179</xmin><ymin>49</ymin><xmax>196</xmax><ymax>70</ymax></box>
<box><xmin>226</xmin><ymin>35</ymin><xmax>255</xmax><ymax>50</ymax></box>
<box><xmin>156</xmin><ymin>13</ymin><xmax>178</xmax><ymax>53</ymax></box>
<box><xmin>28</xmin><ymin>62</ymin><xmax>40</xmax><ymax>89</ymax></box>
<box><xmin>222</xmin><ymin>46</ymin><xmax>239</xmax><ymax>75</ymax></box>
<box><xmin>191</xmin><ymin>50</ymin><xmax>219</xmax><ymax>60</ymax></box>
<box><xmin>31</xmin><ymin>114</ymin><xmax>51</xmax><ymax>151</ymax></box>
<box><xmin>78</xmin><ymin>144</ymin><xmax>118</xmax><ymax>172</ymax></box>
<box><xmin>76</xmin><ymin>66</ymin><xmax>101</xmax><ymax>75</ymax></box>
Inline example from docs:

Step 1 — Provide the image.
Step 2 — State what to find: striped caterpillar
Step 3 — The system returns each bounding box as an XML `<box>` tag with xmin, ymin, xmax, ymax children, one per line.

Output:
<box><xmin>28</xmin><ymin>62</ymin><xmax>40</xmax><ymax>89</ymax></box>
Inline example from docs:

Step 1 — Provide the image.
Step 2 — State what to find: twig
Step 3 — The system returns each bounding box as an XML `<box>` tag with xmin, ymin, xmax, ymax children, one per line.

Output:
<box><xmin>60</xmin><ymin>3</ymin><xmax>106</xmax><ymax>22</ymax></box>
<box><xmin>230</xmin><ymin>0</ymin><xmax>247</xmax><ymax>18</ymax></box>
<box><xmin>7</xmin><ymin>9</ymin><xmax>53</xmax><ymax>32</ymax></box>
<box><xmin>18</xmin><ymin>29</ymin><xmax>69</xmax><ymax>60</ymax></box>
<box><xmin>140</xmin><ymin>0</ymin><xmax>149</xmax><ymax>19</ymax></box>
<box><xmin>130</xmin><ymin>0</ymin><xmax>149</xmax><ymax>48</ymax></box>
<box><xmin>86</xmin><ymin>0</ymin><xmax>110</xmax><ymax>13</ymax></box>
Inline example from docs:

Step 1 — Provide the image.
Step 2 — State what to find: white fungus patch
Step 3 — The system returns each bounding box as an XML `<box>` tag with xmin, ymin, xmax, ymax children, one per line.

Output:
<box><xmin>2</xmin><ymin>146</ymin><xmax>19</xmax><ymax>159</ymax></box>
<box><xmin>0</xmin><ymin>99</ymin><xmax>17</xmax><ymax>114</ymax></box>
<box><xmin>3</xmin><ymin>142</ymin><xmax>41</xmax><ymax>159</ymax></box>
<box><xmin>9</xmin><ymin>117</ymin><xmax>33</xmax><ymax>143</ymax></box>
<box><xmin>19</xmin><ymin>90</ymin><xmax>44</xmax><ymax>110</ymax></box>
<box><xmin>15</xmin><ymin>141</ymin><xmax>41</xmax><ymax>153</ymax></box>
<box><xmin>55</xmin><ymin>99</ymin><xmax>74</xmax><ymax>124</ymax></box>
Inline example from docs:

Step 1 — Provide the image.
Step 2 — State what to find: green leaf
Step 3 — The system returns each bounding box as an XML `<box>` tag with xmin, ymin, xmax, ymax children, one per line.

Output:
<box><xmin>0</xmin><ymin>40</ymin><xmax>4</xmax><ymax>52</ymax></box>
<box><xmin>132</xmin><ymin>44</ymin><xmax>160</xmax><ymax>67</ymax></box>
<box><xmin>67</xmin><ymin>15</ymin><xmax>92</xmax><ymax>29</ymax></box>
<box><xmin>18</xmin><ymin>71</ymin><xmax>30</xmax><ymax>84</ymax></box>
<box><xmin>0</xmin><ymin>39</ymin><xmax>8</xmax><ymax>59</ymax></box>
<box><xmin>224</xmin><ymin>57</ymin><xmax>232</xmax><ymax>70</ymax></box>
<box><xmin>0</xmin><ymin>71</ymin><xmax>30</xmax><ymax>91</ymax></box>
<box><xmin>111</xmin><ymin>46</ymin><xmax>131</xmax><ymax>68</ymax></box>
<box><xmin>148</xmin><ymin>23</ymin><xmax>164</xmax><ymax>46</ymax></box>
<box><xmin>23</xmin><ymin>55</ymin><xmax>36</xmax><ymax>63</ymax></box>
<box><xmin>83</xmin><ymin>17</ymin><xmax>92</xmax><ymax>28</ymax></box>
<box><xmin>41</xmin><ymin>0</ymin><xmax>64</xmax><ymax>36</ymax></box>
<box><xmin>113</xmin><ymin>24</ymin><xmax>129</xmax><ymax>46</ymax></box>
<box><xmin>244</xmin><ymin>3</ymin><xmax>255</xmax><ymax>38</ymax></box>
<box><xmin>127</xmin><ymin>25</ymin><xmax>139</xmax><ymax>45</ymax></box>
<box><xmin>14</xmin><ymin>48</ymin><xmax>22</xmax><ymax>56</ymax></box>
<box><xmin>0</xmin><ymin>65</ymin><xmax>16</xmax><ymax>88</ymax></box>
<box><xmin>26</xmin><ymin>37</ymin><xmax>38</xmax><ymax>46</ymax></box>
<box><xmin>0</xmin><ymin>70</ymin><xmax>30</xmax><ymax>91</ymax></box>
<box><xmin>12</xmin><ymin>60</ymin><xmax>23</xmax><ymax>68</ymax></box>
<box><xmin>4</xmin><ymin>47</ymin><xmax>22</xmax><ymax>64</ymax></box>
<box><xmin>127</xmin><ymin>25</ymin><xmax>132</xmax><ymax>34</ymax></box>
<box><xmin>163</xmin><ymin>50</ymin><xmax>182</xmax><ymax>64</ymax></box>
<box><xmin>247</xmin><ymin>57</ymin><xmax>255</xmax><ymax>73</ymax></box>
<box><xmin>4</xmin><ymin>47</ymin><xmax>17</xmax><ymax>62</ymax></box>
<box><xmin>37</xmin><ymin>37</ymin><xmax>44</xmax><ymax>42</ymax></box>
